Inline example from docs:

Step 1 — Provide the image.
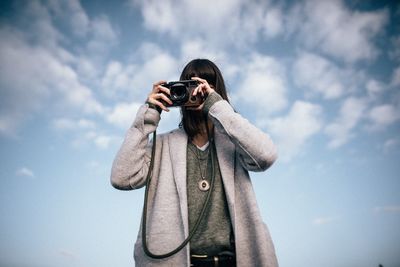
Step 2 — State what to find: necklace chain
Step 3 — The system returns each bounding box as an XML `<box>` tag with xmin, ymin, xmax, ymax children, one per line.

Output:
<box><xmin>188</xmin><ymin>143</ymin><xmax>210</xmax><ymax>191</ymax></box>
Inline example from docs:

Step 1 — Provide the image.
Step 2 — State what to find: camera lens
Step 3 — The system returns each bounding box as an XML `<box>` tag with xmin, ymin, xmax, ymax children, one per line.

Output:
<box><xmin>172</xmin><ymin>85</ymin><xmax>186</xmax><ymax>97</ymax></box>
<box><xmin>170</xmin><ymin>84</ymin><xmax>188</xmax><ymax>103</ymax></box>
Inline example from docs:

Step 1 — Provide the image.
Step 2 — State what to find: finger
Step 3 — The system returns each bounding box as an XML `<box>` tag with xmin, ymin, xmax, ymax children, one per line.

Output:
<box><xmin>152</xmin><ymin>80</ymin><xmax>167</xmax><ymax>92</ymax></box>
<box><xmin>194</xmin><ymin>84</ymin><xmax>205</xmax><ymax>97</ymax></box>
<box><xmin>191</xmin><ymin>77</ymin><xmax>207</xmax><ymax>83</ymax></box>
<box><xmin>153</xmin><ymin>80</ymin><xmax>167</xmax><ymax>87</ymax></box>
<box><xmin>146</xmin><ymin>97</ymin><xmax>155</xmax><ymax>105</ymax></box>
<box><xmin>193</xmin><ymin>83</ymin><xmax>207</xmax><ymax>96</ymax></box>
<box><xmin>156</xmin><ymin>92</ymin><xmax>173</xmax><ymax>105</ymax></box>
<box><xmin>147</xmin><ymin>92</ymin><xmax>163</xmax><ymax>103</ymax></box>
<box><xmin>153</xmin><ymin>99</ymin><xmax>170</xmax><ymax>112</ymax></box>
<box><xmin>200</xmin><ymin>84</ymin><xmax>206</xmax><ymax>96</ymax></box>
<box><xmin>147</xmin><ymin>96</ymin><xmax>158</xmax><ymax>106</ymax></box>
<box><xmin>192</xmin><ymin>86</ymin><xmax>199</xmax><ymax>96</ymax></box>
<box><xmin>157</xmin><ymin>85</ymin><xmax>171</xmax><ymax>95</ymax></box>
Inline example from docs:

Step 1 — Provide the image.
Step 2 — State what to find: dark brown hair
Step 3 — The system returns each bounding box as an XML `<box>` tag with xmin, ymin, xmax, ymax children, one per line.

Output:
<box><xmin>179</xmin><ymin>59</ymin><xmax>229</xmax><ymax>138</ymax></box>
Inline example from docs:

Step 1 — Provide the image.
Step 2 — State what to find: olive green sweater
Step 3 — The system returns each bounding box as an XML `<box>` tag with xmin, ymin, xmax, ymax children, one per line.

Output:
<box><xmin>186</xmin><ymin>141</ymin><xmax>234</xmax><ymax>255</ymax></box>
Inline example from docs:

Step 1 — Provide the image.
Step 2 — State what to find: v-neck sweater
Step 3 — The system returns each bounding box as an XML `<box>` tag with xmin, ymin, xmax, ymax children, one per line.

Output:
<box><xmin>186</xmin><ymin>141</ymin><xmax>234</xmax><ymax>255</ymax></box>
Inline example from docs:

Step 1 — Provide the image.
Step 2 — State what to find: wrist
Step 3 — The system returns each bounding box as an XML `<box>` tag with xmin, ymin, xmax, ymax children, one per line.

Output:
<box><xmin>203</xmin><ymin>91</ymin><xmax>223</xmax><ymax>115</ymax></box>
<box><xmin>146</xmin><ymin>101</ymin><xmax>162</xmax><ymax>114</ymax></box>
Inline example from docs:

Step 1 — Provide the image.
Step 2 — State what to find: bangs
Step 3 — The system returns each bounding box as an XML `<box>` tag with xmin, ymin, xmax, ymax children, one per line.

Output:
<box><xmin>179</xmin><ymin>59</ymin><xmax>229</xmax><ymax>138</ymax></box>
<box><xmin>180</xmin><ymin>59</ymin><xmax>217</xmax><ymax>86</ymax></box>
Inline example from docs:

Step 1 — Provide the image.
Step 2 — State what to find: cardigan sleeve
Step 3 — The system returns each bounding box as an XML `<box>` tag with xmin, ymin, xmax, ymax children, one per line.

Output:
<box><xmin>206</xmin><ymin>93</ymin><xmax>278</xmax><ymax>172</ymax></box>
<box><xmin>110</xmin><ymin>104</ymin><xmax>161</xmax><ymax>190</ymax></box>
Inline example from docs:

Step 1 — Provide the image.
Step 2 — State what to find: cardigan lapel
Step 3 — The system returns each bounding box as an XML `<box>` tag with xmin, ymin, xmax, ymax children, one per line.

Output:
<box><xmin>168</xmin><ymin>129</ymin><xmax>189</xmax><ymax>236</ymax></box>
<box><xmin>214</xmin><ymin>130</ymin><xmax>236</xmax><ymax>229</ymax></box>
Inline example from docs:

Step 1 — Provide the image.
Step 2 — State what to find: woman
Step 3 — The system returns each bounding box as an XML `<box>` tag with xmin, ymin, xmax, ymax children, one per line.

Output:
<box><xmin>111</xmin><ymin>59</ymin><xmax>278</xmax><ymax>267</ymax></box>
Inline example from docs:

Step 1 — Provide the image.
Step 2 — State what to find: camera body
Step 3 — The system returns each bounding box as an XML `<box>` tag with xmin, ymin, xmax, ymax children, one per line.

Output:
<box><xmin>162</xmin><ymin>80</ymin><xmax>203</xmax><ymax>107</ymax></box>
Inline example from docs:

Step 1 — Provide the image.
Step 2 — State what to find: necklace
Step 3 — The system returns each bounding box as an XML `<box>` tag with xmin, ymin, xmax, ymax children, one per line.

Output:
<box><xmin>188</xmin><ymin>143</ymin><xmax>210</xmax><ymax>192</ymax></box>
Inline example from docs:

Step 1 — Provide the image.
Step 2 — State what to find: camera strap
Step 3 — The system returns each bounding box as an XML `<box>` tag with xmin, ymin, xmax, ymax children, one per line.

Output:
<box><xmin>141</xmin><ymin>118</ymin><xmax>216</xmax><ymax>259</ymax></box>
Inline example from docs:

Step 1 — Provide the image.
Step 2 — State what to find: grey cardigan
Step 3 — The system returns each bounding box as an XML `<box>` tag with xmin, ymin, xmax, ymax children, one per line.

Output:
<box><xmin>111</xmin><ymin>98</ymin><xmax>279</xmax><ymax>267</ymax></box>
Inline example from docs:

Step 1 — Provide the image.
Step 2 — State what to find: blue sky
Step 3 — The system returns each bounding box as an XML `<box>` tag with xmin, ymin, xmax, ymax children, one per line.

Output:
<box><xmin>0</xmin><ymin>0</ymin><xmax>399</xmax><ymax>266</ymax></box>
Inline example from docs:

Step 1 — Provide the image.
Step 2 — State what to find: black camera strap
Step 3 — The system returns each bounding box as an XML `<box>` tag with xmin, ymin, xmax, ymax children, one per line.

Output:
<box><xmin>141</xmin><ymin>119</ymin><xmax>216</xmax><ymax>259</ymax></box>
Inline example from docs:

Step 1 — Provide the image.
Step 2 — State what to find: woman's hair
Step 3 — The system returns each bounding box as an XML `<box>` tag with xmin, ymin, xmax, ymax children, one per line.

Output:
<box><xmin>179</xmin><ymin>59</ymin><xmax>229</xmax><ymax>138</ymax></box>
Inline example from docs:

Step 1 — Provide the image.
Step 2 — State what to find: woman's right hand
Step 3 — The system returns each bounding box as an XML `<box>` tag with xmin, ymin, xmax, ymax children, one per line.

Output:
<box><xmin>146</xmin><ymin>80</ymin><xmax>173</xmax><ymax>112</ymax></box>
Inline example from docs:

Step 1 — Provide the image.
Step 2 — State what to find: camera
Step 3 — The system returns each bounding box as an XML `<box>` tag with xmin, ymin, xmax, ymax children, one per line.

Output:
<box><xmin>162</xmin><ymin>80</ymin><xmax>203</xmax><ymax>107</ymax></box>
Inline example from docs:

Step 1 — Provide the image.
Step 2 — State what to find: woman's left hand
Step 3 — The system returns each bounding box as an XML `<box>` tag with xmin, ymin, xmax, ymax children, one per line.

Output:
<box><xmin>186</xmin><ymin>77</ymin><xmax>215</xmax><ymax>111</ymax></box>
<box><xmin>191</xmin><ymin>77</ymin><xmax>215</xmax><ymax>97</ymax></box>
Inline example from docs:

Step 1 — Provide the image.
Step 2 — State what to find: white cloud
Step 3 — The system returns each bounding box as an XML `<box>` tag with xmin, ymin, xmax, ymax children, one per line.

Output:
<box><xmin>16</xmin><ymin>167</ymin><xmax>35</xmax><ymax>178</ymax></box>
<box><xmin>50</xmin><ymin>117</ymin><xmax>118</xmax><ymax>150</ymax></box>
<box><xmin>136</xmin><ymin>0</ymin><xmax>242</xmax><ymax>39</ymax></box>
<box><xmin>101</xmin><ymin>43</ymin><xmax>178</xmax><ymax>99</ymax></box>
<box><xmin>134</xmin><ymin>0</ymin><xmax>387</xmax><ymax>61</ymax></box>
<box><xmin>366</xmin><ymin>79</ymin><xmax>385</xmax><ymax>99</ymax></box>
<box><xmin>235</xmin><ymin>53</ymin><xmax>288</xmax><ymax>114</ymax></box>
<box><xmin>0</xmin><ymin>31</ymin><xmax>48</xmax><ymax>134</ymax></box>
<box><xmin>265</xmin><ymin>101</ymin><xmax>323</xmax><ymax>162</ymax></box>
<box><xmin>132</xmin><ymin>0</ymin><xmax>282</xmax><ymax>49</ymax></box>
<box><xmin>87</xmin><ymin>15</ymin><xmax>119</xmax><ymax>53</ymax></box>
<box><xmin>52</xmin><ymin>118</ymin><xmax>96</xmax><ymax>131</ymax></box>
<box><xmin>94</xmin><ymin>135</ymin><xmax>113</xmax><ymax>149</ymax></box>
<box><xmin>47</xmin><ymin>0</ymin><xmax>90</xmax><ymax>37</ymax></box>
<box><xmin>0</xmin><ymin>32</ymin><xmax>103</xmax><ymax>112</ymax></box>
<box><xmin>180</xmin><ymin>39</ymin><xmax>227</xmax><ymax>66</ymax></box>
<box><xmin>263</xmin><ymin>7</ymin><xmax>284</xmax><ymax>38</ymax></box>
<box><xmin>47</xmin><ymin>0</ymin><xmax>118</xmax><ymax>51</ymax></box>
<box><xmin>21</xmin><ymin>0</ymin><xmax>63</xmax><ymax>48</ymax></box>
<box><xmin>70</xmin><ymin>130</ymin><xmax>119</xmax><ymax>150</ymax></box>
<box><xmin>106</xmin><ymin>102</ymin><xmax>142</xmax><ymax>128</ymax></box>
<box><xmin>293</xmin><ymin>52</ymin><xmax>351</xmax><ymax>99</ymax></box>
<box><xmin>289</xmin><ymin>0</ymin><xmax>388</xmax><ymax>63</ymax></box>
<box><xmin>131</xmin><ymin>48</ymin><xmax>179</xmax><ymax>91</ymax></box>
<box><xmin>325</xmin><ymin>97</ymin><xmax>368</xmax><ymax>148</ymax></box>
<box><xmin>137</xmin><ymin>0</ymin><xmax>180</xmax><ymax>34</ymax></box>
<box><xmin>74</xmin><ymin>56</ymin><xmax>99</xmax><ymax>81</ymax></box>
<box><xmin>101</xmin><ymin>61</ymin><xmax>135</xmax><ymax>95</ymax></box>
<box><xmin>368</xmin><ymin>104</ymin><xmax>400</xmax><ymax>130</ymax></box>
<box><xmin>0</xmin><ymin>2</ymin><xmax>106</xmax><ymax>136</ymax></box>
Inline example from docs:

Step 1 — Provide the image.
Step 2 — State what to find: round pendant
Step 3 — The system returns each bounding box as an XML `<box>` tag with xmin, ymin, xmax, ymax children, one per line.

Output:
<box><xmin>198</xmin><ymin>180</ymin><xmax>210</xmax><ymax>191</ymax></box>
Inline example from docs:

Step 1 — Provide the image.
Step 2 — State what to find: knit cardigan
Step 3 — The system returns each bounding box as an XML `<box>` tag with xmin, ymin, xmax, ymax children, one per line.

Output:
<box><xmin>111</xmin><ymin>98</ymin><xmax>279</xmax><ymax>267</ymax></box>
